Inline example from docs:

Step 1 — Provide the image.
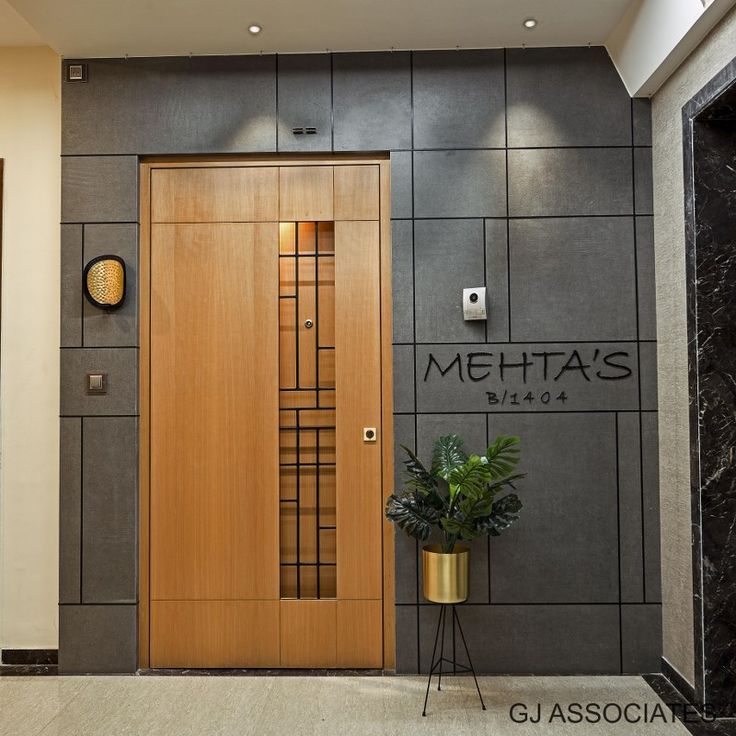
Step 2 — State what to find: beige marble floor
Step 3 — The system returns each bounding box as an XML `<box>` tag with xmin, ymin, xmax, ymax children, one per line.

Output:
<box><xmin>0</xmin><ymin>675</ymin><xmax>690</xmax><ymax>736</ymax></box>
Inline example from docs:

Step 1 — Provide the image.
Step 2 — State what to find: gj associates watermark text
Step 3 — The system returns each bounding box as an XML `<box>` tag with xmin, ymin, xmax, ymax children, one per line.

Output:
<box><xmin>508</xmin><ymin>701</ymin><xmax>716</xmax><ymax>725</ymax></box>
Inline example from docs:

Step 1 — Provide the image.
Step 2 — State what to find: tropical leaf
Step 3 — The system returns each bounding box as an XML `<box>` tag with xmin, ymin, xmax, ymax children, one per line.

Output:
<box><xmin>385</xmin><ymin>493</ymin><xmax>443</xmax><ymax>541</ymax></box>
<box><xmin>477</xmin><ymin>493</ymin><xmax>523</xmax><ymax>537</ymax></box>
<box><xmin>386</xmin><ymin>433</ymin><xmax>525</xmax><ymax>549</ymax></box>
<box><xmin>487</xmin><ymin>473</ymin><xmax>527</xmax><ymax>496</ymax></box>
<box><xmin>458</xmin><ymin>495</ymin><xmax>494</xmax><ymax>519</ymax></box>
<box><xmin>431</xmin><ymin>434</ymin><xmax>467</xmax><ymax>480</ymax></box>
<box><xmin>440</xmin><ymin>515</ymin><xmax>477</xmax><ymax>540</ymax></box>
<box><xmin>485</xmin><ymin>435</ymin><xmax>521</xmax><ymax>480</ymax></box>
<box><xmin>400</xmin><ymin>444</ymin><xmax>437</xmax><ymax>494</ymax></box>
<box><xmin>448</xmin><ymin>455</ymin><xmax>491</xmax><ymax>501</ymax></box>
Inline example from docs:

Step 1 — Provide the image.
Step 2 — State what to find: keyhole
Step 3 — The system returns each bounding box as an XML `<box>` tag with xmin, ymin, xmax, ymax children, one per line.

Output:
<box><xmin>304</xmin><ymin>319</ymin><xmax>314</xmax><ymax>329</ymax></box>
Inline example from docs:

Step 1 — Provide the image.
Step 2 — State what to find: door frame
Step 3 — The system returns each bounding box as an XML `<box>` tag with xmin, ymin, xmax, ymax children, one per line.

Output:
<box><xmin>138</xmin><ymin>154</ymin><xmax>395</xmax><ymax>670</ymax></box>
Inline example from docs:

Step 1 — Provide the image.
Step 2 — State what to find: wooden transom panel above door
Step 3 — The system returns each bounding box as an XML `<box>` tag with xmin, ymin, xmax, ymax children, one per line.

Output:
<box><xmin>144</xmin><ymin>161</ymin><xmax>389</xmax><ymax>669</ymax></box>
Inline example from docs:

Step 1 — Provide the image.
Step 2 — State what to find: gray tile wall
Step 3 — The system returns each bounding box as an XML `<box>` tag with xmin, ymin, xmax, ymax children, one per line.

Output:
<box><xmin>59</xmin><ymin>47</ymin><xmax>659</xmax><ymax>674</ymax></box>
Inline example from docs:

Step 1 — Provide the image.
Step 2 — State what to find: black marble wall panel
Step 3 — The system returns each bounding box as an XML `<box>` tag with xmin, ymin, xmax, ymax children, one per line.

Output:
<box><xmin>60</xmin><ymin>48</ymin><xmax>659</xmax><ymax>675</ymax></box>
<box><xmin>681</xmin><ymin>69</ymin><xmax>736</xmax><ymax>717</ymax></box>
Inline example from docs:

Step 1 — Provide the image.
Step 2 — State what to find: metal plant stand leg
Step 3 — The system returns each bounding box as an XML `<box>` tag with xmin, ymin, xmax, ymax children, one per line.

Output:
<box><xmin>437</xmin><ymin>604</ymin><xmax>446</xmax><ymax>692</ymax></box>
<box><xmin>422</xmin><ymin>604</ymin><xmax>445</xmax><ymax>717</ymax></box>
<box><xmin>421</xmin><ymin>604</ymin><xmax>486</xmax><ymax>716</ymax></box>
<box><xmin>453</xmin><ymin>605</ymin><xmax>486</xmax><ymax>710</ymax></box>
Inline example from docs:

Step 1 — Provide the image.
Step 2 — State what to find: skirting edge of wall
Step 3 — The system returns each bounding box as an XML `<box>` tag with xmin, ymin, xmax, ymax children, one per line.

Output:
<box><xmin>1</xmin><ymin>649</ymin><xmax>59</xmax><ymax>665</ymax></box>
<box><xmin>660</xmin><ymin>656</ymin><xmax>696</xmax><ymax>704</ymax></box>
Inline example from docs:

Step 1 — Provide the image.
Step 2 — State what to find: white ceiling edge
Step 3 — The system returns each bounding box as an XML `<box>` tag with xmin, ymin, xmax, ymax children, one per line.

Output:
<box><xmin>606</xmin><ymin>0</ymin><xmax>736</xmax><ymax>96</ymax></box>
<box><xmin>3</xmin><ymin>0</ymin><xmax>633</xmax><ymax>58</ymax></box>
<box><xmin>0</xmin><ymin>0</ymin><xmax>42</xmax><ymax>46</ymax></box>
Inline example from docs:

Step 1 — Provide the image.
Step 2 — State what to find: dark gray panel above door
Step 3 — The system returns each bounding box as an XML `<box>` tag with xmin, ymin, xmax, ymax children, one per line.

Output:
<box><xmin>506</xmin><ymin>46</ymin><xmax>631</xmax><ymax>148</ymax></box>
<box><xmin>277</xmin><ymin>54</ymin><xmax>332</xmax><ymax>152</ymax></box>
<box><xmin>412</xmin><ymin>49</ymin><xmax>505</xmax><ymax>149</ymax></box>
<box><xmin>332</xmin><ymin>52</ymin><xmax>412</xmax><ymax>151</ymax></box>
<box><xmin>61</xmin><ymin>156</ymin><xmax>138</xmax><ymax>223</ymax></box>
<box><xmin>62</xmin><ymin>55</ymin><xmax>277</xmax><ymax>155</ymax></box>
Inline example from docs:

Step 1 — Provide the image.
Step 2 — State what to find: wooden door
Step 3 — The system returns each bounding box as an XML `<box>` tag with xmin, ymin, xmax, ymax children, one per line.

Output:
<box><xmin>145</xmin><ymin>161</ymin><xmax>387</xmax><ymax>668</ymax></box>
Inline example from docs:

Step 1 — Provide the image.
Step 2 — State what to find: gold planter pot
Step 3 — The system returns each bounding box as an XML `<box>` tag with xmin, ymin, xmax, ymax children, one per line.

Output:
<box><xmin>422</xmin><ymin>544</ymin><xmax>469</xmax><ymax>604</ymax></box>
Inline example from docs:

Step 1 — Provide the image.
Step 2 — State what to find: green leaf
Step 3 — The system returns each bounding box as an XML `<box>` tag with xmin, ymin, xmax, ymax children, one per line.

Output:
<box><xmin>487</xmin><ymin>473</ymin><xmax>527</xmax><ymax>496</ymax></box>
<box><xmin>478</xmin><ymin>493</ymin><xmax>523</xmax><ymax>537</ymax></box>
<box><xmin>431</xmin><ymin>435</ymin><xmax>467</xmax><ymax>480</ymax></box>
<box><xmin>385</xmin><ymin>493</ymin><xmax>442</xmax><ymax>541</ymax></box>
<box><xmin>400</xmin><ymin>444</ymin><xmax>437</xmax><ymax>494</ymax></box>
<box><xmin>485</xmin><ymin>435</ymin><xmax>521</xmax><ymax>480</ymax></box>
<box><xmin>448</xmin><ymin>455</ymin><xmax>491</xmax><ymax>501</ymax></box>
<box><xmin>440</xmin><ymin>515</ymin><xmax>478</xmax><ymax>540</ymax></box>
<box><xmin>458</xmin><ymin>496</ymin><xmax>493</xmax><ymax>519</ymax></box>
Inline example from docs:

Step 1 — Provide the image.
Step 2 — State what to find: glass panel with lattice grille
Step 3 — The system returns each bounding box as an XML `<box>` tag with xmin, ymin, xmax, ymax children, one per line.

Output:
<box><xmin>278</xmin><ymin>222</ymin><xmax>336</xmax><ymax>599</ymax></box>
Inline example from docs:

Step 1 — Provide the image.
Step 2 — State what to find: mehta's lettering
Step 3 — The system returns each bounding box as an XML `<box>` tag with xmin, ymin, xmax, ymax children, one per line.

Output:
<box><xmin>424</xmin><ymin>348</ymin><xmax>633</xmax><ymax>384</ymax></box>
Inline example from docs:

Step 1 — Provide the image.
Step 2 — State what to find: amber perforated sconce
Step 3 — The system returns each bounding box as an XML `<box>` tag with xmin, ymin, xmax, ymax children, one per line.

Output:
<box><xmin>83</xmin><ymin>255</ymin><xmax>126</xmax><ymax>310</ymax></box>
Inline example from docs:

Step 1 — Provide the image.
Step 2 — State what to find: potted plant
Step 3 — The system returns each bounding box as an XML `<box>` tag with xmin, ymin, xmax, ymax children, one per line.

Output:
<box><xmin>386</xmin><ymin>434</ymin><xmax>524</xmax><ymax>604</ymax></box>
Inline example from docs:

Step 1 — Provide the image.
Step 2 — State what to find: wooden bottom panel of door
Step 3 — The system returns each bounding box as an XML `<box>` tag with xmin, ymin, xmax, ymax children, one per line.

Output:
<box><xmin>150</xmin><ymin>601</ymin><xmax>280</xmax><ymax>668</ymax></box>
<box><xmin>280</xmin><ymin>599</ymin><xmax>383</xmax><ymax>668</ymax></box>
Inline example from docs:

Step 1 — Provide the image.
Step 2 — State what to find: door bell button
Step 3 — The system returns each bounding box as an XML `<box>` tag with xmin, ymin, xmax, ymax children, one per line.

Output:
<box><xmin>363</xmin><ymin>427</ymin><xmax>377</xmax><ymax>442</ymax></box>
<box><xmin>87</xmin><ymin>373</ymin><xmax>106</xmax><ymax>393</ymax></box>
<box><xmin>462</xmin><ymin>287</ymin><xmax>487</xmax><ymax>321</ymax></box>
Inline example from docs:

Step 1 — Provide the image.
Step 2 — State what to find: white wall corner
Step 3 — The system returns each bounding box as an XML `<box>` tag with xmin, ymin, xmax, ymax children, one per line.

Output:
<box><xmin>606</xmin><ymin>0</ymin><xmax>736</xmax><ymax>97</ymax></box>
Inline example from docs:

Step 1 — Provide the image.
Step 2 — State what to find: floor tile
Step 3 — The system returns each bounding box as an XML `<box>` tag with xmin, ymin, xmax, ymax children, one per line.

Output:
<box><xmin>5</xmin><ymin>675</ymin><xmax>690</xmax><ymax>736</ymax></box>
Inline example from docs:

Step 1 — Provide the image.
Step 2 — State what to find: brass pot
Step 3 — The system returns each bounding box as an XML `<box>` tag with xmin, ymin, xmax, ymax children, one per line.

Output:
<box><xmin>422</xmin><ymin>544</ymin><xmax>469</xmax><ymax>604</ymax></box>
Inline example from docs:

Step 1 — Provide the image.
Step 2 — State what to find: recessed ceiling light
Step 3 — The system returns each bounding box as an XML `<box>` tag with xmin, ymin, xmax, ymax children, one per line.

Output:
<box><xmin>248</xmin><ymin>23</ymin><xmax>262</xmax><ymax>35</ymax></box>
<box><xmin>523</xmin><ymin>18</ymin><xmax>538</xmax><ymax>29</ymax></box>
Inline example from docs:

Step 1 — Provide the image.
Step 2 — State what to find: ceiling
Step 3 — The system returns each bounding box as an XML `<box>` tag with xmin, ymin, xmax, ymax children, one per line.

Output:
<box><xmin>0</xmin><ymin>0</ymin><xmax>41</xmax><ymax>46</ymax></box>
<box><xmin>2</xmin><ymin>0</ymin><xmax>635</xmax><ymax>57</ymax></box>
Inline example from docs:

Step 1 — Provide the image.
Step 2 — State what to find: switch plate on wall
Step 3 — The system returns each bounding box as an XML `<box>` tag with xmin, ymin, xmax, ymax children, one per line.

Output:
<box><xmin>86</xmin><ymin>373</ymin><xmax>106</xmax><ymax>394</ymax></box>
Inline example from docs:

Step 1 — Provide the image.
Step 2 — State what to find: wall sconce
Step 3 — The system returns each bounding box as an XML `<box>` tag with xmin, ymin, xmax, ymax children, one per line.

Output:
<box><xmin>83</xmin><ymin>255</ymin><xmax>126</xmax><ymax>310</ymax></box>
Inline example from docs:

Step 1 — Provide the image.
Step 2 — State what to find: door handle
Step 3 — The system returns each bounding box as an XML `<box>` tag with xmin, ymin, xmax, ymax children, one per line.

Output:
<box><xmin>363</xmin><ymin>428</ymin><xmax>377</xmax><ymax>442</ymax></box>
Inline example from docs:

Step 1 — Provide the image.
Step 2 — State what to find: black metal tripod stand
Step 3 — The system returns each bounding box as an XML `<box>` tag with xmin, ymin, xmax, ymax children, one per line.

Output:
<box><xmin>422</xmin><ymin>604</ymin><xmax>486</xmax><ymax>716</ymax></box>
